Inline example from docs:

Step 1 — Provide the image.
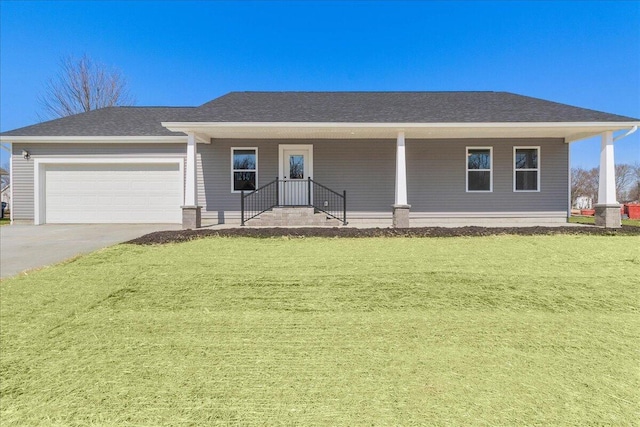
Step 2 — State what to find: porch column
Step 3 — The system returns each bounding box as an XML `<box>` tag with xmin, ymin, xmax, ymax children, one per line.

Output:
<box><xmin>392</xmin><ymin>131</ymin><xmax>410</xmax><ymax>227</ymax></box>
<box><xmin>594</xmin><ymin>131</ymin><xmax>620</xmax><ymax>228</ymax></box>
<box><xmin>182</xmin><ymin>132</ymin><xmax>201</xmax><ymax>229</ymax></box>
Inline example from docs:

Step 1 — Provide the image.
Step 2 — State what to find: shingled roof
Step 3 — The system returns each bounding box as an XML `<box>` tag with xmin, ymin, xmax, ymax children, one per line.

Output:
<box><xmin>1</xmin><ymin>107</ymin><xmax>195</xmax><ymax>137</ymax></box>
<box><xmin>190</xmin><ymin>91</ymin><xmax>638</xmax><ymax>123</ymax></box>
<box><xmin>1</xmin><ymin>92</ymin><xmax>637</xmax><ymax>137</ymax></box>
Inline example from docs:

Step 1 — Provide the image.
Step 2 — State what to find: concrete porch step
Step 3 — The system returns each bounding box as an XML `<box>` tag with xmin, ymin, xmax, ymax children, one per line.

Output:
<box><xmin>246</xmin><ymin>207</ymin><xmax>342</xmax><ymax>227</ymax></box>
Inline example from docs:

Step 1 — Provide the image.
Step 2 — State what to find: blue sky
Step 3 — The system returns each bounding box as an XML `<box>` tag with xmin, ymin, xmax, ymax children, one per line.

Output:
<box><xmin>1</xmin><ymin>0</ymin><xmax>638</xmax><ymax>168</ymax></box>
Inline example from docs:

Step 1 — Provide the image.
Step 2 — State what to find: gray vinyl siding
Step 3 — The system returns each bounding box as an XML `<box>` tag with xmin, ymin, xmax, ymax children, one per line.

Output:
<box><xmin>11</xmin><ymin>150</ymin><xmax>34</xmax><ymax>221</ymax></box>
<box><xmin>198</xmin><ymin>139</ymin><xmax>396</xmax><ymax>219</ymax></box>
<box><xmin>199</xmin><ymin>140</ymin><xmax>279</xmax><ymax>221</ymax></box>
<box><xmin>314</xmin><ymin>140</ymin><xmax>395</xmax><ymax>211</ymax></box>
<box><xmin>11</xmin><ymin>143</ymin><xmax>186</xmax><ymax>221</ymax></box>
<box><xmin>200</xmin><ymin>138</ymin><xmax>567</xmax><ymax>219</ymax></box>
<box><xmin>407</xmin><ymin>138</ymin><xmax>568</xmax><ymax>212</ymax></box>
<box><xmin>11</xmin><ymin>138</ymin><xmax>568</xmax><ymax>222</ymax></box>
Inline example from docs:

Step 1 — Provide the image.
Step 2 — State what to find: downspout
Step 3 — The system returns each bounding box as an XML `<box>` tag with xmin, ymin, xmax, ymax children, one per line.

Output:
<box><xmin>613</xmin><ymin>126</ymin><xmax>638</xmax><ymax>142</ymax></box>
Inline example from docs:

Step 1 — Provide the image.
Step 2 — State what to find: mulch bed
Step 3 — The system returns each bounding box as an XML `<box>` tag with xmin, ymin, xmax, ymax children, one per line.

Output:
<box><xmin>127</xmin><ymin>225</ymin><xmax>640</xmax><ymax>245</ymax></box>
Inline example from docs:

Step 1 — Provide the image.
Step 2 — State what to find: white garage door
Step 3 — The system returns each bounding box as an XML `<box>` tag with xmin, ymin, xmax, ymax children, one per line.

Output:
<box><xmin>44</xmin><ymin>163</ymin><xmax>183</xmax><ymax>224</ymax></box>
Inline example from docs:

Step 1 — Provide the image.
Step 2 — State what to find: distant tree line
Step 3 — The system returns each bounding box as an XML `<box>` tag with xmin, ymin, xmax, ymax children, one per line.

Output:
<box><xmin>571</xmin><ymin>163</ymin><xmax>640</xmax><ymax>207</ymax></box>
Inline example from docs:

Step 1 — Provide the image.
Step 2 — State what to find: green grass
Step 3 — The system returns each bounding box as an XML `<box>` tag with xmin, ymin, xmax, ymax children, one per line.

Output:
<box><xmin>1</xmin><ymin>236</ymin><xmax>638</xmax><ymax>425</ymax></box>
<box><xmin>569</xmin><ymin>215</ymin><xmax>640</xmax><ymax>227</ymax></box>
<box><xmin>0</xmin><ymin>217</ymin><xmax>10</xmax><ymax>226</ymax></box>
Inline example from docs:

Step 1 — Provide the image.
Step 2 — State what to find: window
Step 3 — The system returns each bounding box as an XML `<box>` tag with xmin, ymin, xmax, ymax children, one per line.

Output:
<box><xmin>466</xmin><ymin>147</ymin><xmax>492</xmax><ymax>192</ymax></box>
<box><xmin>231</xmin><ymin>148</ymin><xmax>257</xmax><ymax>192</ymax></box>
<box><xmin>514</xmin><ymin>147</ymin><xmax>540</xmax><ymax>191</ymax></box>
<box><xmin>289</xmin><ymin>155</ymin><xmax>304</xmax><ymax>179</ymax></box>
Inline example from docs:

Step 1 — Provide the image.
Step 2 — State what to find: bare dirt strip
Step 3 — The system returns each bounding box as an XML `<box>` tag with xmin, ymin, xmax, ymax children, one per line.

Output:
<box><xmin>127</xmin><ymin>225</ymin><xmax>640</xmax><ymax>245</ymax></box>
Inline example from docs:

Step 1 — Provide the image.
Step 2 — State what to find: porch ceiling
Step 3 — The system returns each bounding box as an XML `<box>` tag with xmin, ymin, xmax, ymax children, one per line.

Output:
<box><xmin>161</xmin><ymin>122</ymin><xmax>639</xmax><ymax>143</ymax></box>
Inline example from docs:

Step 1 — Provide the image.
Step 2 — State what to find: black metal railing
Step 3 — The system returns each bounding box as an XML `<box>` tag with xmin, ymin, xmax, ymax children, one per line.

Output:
<box><xmin>240</xmin><ymin>178</ymin><xmax>279</xmax><ymax>225</ymax></box>
<box><xmin>241</xmin><ymin>177</ymin><xmax>346</xmax><ymax>225</ymax></box>
<box><xmin>309</xmin><ymin>178</ymin><xmax>347</xmax><ymax>225</ymax></box>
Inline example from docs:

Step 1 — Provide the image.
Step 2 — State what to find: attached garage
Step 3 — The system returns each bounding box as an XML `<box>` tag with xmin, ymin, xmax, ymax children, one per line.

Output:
<box><xmin>34</xmin><ymin>159</ymin><xmax>184</xmax><ymax>224</ymax></box>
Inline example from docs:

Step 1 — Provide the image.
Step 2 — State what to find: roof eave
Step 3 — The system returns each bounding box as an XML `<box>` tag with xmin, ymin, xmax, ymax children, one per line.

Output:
<box><xmin>0</xmin><ymin>135</ymin><xmax>188</xmax><ymax>143</ymax></box>
<box><xmin>162</xmin><ymin>121</ymin><xmax>640</xmax><ymax>142</ymax></box>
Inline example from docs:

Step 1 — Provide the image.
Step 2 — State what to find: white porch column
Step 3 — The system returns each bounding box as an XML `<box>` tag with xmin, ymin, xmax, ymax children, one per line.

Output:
<box><xmin>392</xmin><ymin>131</ymin><xmax>410</xmax><ymax>227</ymax></box>
<box><xmin>395</xmin><ymin>131</ymin><xmax>408</xmax><ymax>205</ymax></box>
<box><xmin>597</xmin><ymin>131</ymin><xmax>617</xmax><ymax>205</ymax></box>
<box><xmin>185</xmin><ymin>132</ymin><xmax>198</xmax><ymax>206</ymax></box>
<box><xmin>182</xmin><ymin>132</ymin><xmax>201</xmax><ymax>229</ymax></box>
<box><xmin>594</xmin><ymin>131</ymin><xmax>621</xmax><ymax>228</ymax></box>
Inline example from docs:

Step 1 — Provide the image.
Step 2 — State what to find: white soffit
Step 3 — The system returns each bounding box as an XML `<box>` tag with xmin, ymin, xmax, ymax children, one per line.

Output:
<box><xmin>162</xmin><ymin>122</ymin><xmax>640</xmax><ymax>143</ymax></box>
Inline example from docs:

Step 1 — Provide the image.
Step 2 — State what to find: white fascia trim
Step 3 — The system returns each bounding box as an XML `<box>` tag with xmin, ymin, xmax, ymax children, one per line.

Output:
<box><xmin>162</xmin><ymin>121</ymin><xmax>640</xmax><ymax>130</ymax></box>
<box><xmin>0</xmin><ymin>136</ymin><xmax>188</xmax><ymax>143</ymax></box>
<box><xmin>33</xmin><ymin>157</ymin><xmax>184</xmax><ymax>225</ymax></box>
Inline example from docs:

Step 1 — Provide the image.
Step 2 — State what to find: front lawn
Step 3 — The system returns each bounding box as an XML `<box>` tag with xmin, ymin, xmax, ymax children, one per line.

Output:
<box><xmin>1</xmin><ymin>236</ymin><xmax>638</xmax><ymax>425</ymax></box>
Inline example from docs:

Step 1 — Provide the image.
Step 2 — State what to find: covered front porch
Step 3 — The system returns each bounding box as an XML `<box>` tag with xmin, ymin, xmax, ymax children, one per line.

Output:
<box><xmin>164</xmin><ymin>121</ymin><xmax>636</xmax><ymax>229</ymax></box>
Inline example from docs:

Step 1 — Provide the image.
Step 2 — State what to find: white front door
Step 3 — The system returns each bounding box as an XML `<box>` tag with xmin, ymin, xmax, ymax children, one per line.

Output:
<box><xmin>279</xmin><ymin>145</ymin><xmax>313</xmax><ymax>205</ymax></box>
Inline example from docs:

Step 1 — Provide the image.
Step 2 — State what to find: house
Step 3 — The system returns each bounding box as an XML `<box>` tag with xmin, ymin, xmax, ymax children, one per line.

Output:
<box><xmin>573</xmin><ymin>196</ymin><xmax>593</xmax><ymax>210</ymax></box>
<box><xmin>1</xmin><ymin>184</ymin><xmax>10</xmax><ymax>209</ymax></box>
<box><xmin>0</xmin><ymin>167</ymin><xmax>8</xmax><ymax>218</ymax></box>
<box><xmin>0</xmin><ymin>92</ymin><xmax>638</xmax><ymax>228</ymax></box>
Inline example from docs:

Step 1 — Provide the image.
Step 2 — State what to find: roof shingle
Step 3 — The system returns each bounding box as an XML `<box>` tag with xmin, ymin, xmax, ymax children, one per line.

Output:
<box><xmin>191</xmin><ymin>91</ymin><xmax>638</xmax><ymax>123</ymax></box>
<box><xmin>1</xmin><ymin>92</ymin><xmax>637</xmax><ymax>137</ymax></box>
<box><xmin>1</xmin><ymin>107</ymin><xmax>195</xmax><ymax>137</ymax></box>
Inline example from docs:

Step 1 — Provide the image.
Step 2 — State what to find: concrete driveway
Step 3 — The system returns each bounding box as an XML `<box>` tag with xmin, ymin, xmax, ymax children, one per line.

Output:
<box><xmin>0</xmin><ymin>223</ymin><xmax>181</xmax><ymax>279</ymax></box>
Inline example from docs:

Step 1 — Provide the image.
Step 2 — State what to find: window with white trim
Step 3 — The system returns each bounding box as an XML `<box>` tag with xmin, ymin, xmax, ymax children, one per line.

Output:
<box><xmin>514</xmin><ymin>147</ymin><xmax>540</xmax><ymax>191</ymax></box>
<box><xmin>231</xmin><ymin>148</ymin><xmax>257</xmax><ymax>192</ymax></box>
<box><xmin>466</xmin><ymin>147</ymin><xmax>492</xmax><ymax>192</ymax></box>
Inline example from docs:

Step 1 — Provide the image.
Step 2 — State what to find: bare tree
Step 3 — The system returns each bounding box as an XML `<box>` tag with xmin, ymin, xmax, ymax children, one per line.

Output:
<box><xmin>39</xmin><ymin>54</ymin><xmax>134</xmax><ymax>119</ymax></box>
<box><xmin>571</xmin><ymin>167</ymin><xmax>598</xmax><ymax>207</ymax></box>
<box><xmin>0</xmin><ymin>161</ymin><xmax>9</xmax><ymax>189</ymax></box>
<box><xmin>628</xmin><ymin>162</ymin><xmax>640</xmax><ymax>202</ymax></box>
<box><xmin>615</xmin><ymin>163</ymin><xmax>634</xmax><ymax>202</ymax></box>
<box><xmin>572</xmin><ymin>164</ymin><xmax>637</xmax><ymax>206</ymax></box>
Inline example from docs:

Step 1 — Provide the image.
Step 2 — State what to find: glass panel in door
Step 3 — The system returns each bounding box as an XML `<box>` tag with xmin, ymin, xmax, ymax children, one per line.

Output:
<box><xmin>281</xmin><ymin>150</ymin><xmax>308</xmax><ymax>205</ymax></box>
<box><xmin>289</xmin><ymin>155</ymin><xmax>304</xmax><ymax>179</ymax></box>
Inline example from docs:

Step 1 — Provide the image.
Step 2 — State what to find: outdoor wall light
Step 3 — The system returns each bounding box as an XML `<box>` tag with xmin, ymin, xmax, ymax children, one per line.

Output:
<box><xmin>22</xmin><ymin>149</ymin><xmax>30</xmax><ymax>160</ymax></box>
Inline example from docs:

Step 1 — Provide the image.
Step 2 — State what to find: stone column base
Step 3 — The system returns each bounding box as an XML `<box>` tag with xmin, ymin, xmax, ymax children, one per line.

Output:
<box><xmin>594</xmin><ymin>204</ymin><xmax>621</xmax><ymax>228</ymax></box>
<box><xmin>181</xmin><ymin>206</ymin><xmax>202</xmax><ymax>229</ymax></box>
<box><xmin>392</xmin><ymin>204</ymin><xmax>411</xmax><ymax>228</ymax></box>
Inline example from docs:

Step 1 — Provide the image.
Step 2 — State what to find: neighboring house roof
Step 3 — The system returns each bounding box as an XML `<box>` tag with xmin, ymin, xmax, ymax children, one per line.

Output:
<box><xmin>0</xmin><ymin>92</ymin><xmax>637</xmax><ymax>138</ymax></box>
<box><xmin>0</xmin><ymin>107</ymin><xmax>196</xmax><ymax>137</ymax></box>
